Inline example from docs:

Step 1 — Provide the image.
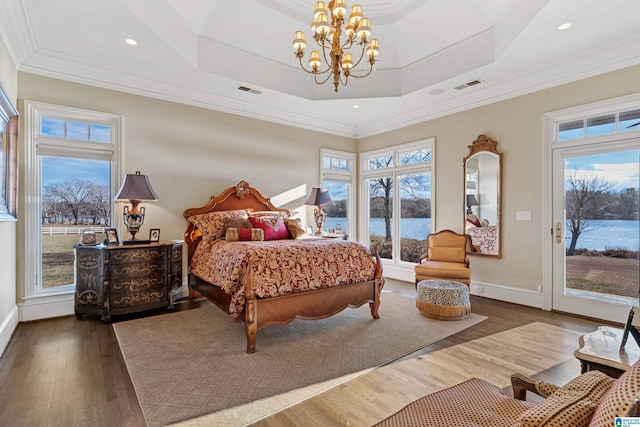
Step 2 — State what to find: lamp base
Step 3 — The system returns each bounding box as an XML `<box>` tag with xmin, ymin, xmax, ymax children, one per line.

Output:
<box><xmin>122</xmin><ymin>239</ymin><xmax>151</xmax><ymax>246</ymax></box>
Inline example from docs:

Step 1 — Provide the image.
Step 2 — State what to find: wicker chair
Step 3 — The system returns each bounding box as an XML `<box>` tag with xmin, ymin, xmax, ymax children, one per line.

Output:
<box><xmin>414</xmin><ymin>229</ymin><xmax>474</xmax><ymax>286</ymax></box>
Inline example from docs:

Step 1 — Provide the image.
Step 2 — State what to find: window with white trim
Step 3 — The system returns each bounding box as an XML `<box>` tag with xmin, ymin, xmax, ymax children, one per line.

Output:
<box><xmin>24</xmin><ymin>101</ymin><xmax>123</xmax><ymax>298</ymax></box>
<box><xmin>320</xmin><ymin>149</ymin><xmax>355</xmax><ymax>238</ymax></box>
<box><xmin>360</xmin><ymin>139</ymin><xmax>434</xmax><ymax>264</ymax></box>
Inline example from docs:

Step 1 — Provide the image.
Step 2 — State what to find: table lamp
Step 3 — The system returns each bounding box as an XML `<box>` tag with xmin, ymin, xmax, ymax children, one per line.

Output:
<box><xmin>305</xmin><ymin>187</ymin><xmax>334</xmax><ymax>235</ymax></box>
<box><xmin>114</xmin><ymin>171</ymin><xmax>158</xmax><ymax>244</ymax></box>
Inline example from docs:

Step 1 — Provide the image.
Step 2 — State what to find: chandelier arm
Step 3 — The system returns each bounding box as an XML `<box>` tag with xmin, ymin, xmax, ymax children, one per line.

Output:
<box><xmin>348</xmin><ymin>44</ymin><xmax>368</xmax><ymax>71</ymax></box>
<box><xmin>297</xmin><ymin>52</ymin><xmax>333</xmax><ymax>75</ymax></box>
<box><xmin>314</xmin><ymin>72</ymin><xmax>335</xmax><ymax>86</ymax></box>
<box><xmin>341</xmin><ymin>35</ymin><xmax>356</xmax><ymax>52</ymax></box>
<box><xmin>344</xmin><ymin>62</ymin><xmax>374</xmax><ymax>79</ymax></box>
<box><xmin>296</xmin><ymin>56</ymin><xmax>315</xmax><ymax>74</ymax></box>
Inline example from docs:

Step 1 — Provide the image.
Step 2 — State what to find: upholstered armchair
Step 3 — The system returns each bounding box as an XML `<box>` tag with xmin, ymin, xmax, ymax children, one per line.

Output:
<box><xmin>414</xmin><ymin>229</ymin><xmax>474</xmax><ymax>286</ymax></box>
<box><xmin>375</xmin><ymin>361</ymin><xmax>640</xmax><ymax>426</ymax></box>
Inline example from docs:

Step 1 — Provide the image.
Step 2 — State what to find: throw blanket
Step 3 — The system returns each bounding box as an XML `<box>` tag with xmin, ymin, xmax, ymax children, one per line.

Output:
<box><xmin>191</xmin><ymin>238</ymin><xmax>377</xmax><ymax>317</ymax></box>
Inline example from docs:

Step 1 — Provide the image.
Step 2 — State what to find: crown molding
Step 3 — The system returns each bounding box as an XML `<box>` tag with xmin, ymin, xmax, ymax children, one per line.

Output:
<box><xmin>0</xmin><ymin>0</ymin><xmax>37</xmax><ymax>66</ymax></box>
<box><xmin>18</xmin><ymin>50</ymin><xmax>358</xmax><ymax>138</ymax></box>
<box><xmin>355</xmin><ymin>40</ymin><xmax>640</xmax><ymax>138</ymax></box>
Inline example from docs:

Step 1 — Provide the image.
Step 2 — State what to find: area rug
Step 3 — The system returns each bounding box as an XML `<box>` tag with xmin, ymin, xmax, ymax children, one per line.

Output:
<box><xmin>113</xmin><ymin>292</ymin><xmax>486</xmax><ymax>427</ymax></box>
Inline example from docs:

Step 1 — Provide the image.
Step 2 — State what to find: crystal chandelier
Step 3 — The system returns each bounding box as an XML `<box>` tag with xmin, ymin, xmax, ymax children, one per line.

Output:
<box><xmin>292</xmin><ymin>1</ymin><xmax>380</xmax><ymax>93</ymax></box>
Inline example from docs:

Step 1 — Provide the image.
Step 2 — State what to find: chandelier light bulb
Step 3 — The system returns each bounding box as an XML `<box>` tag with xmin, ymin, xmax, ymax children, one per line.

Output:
<box><xmin>315</xmin><ymin>13</ymin><xmax>330</xmax><ymax>35</ymax></box>
<box><xmin>293</xmin><ymin>31</ymin><xmax>307</xmax><ymax>53</ymax></box>
<box><xmin>349</xmin><ymin>4</ymin><xmax>363</xmax><ymax>25</ymax></box>
<box><xmin>332</xmin><ymin>0</ymin><xmax>347</xmax><ymax>18</ymax></box>
<box><xmin>342</xmin><ymin>53</ymin><xmax>354</xmax><ymax>70</ymax></box>
<box><xmin>357</xmin><ymin>18</ymin><xmax>371</xmax><ymax>40</ymax></box>
<box><xmin>314</xmin><ymin>1</ymin><xmax>328</xmax><ymax>19</ymax></box>
<box><xmin>309</xmin><ymin>51</ymin><xmax>321</xmax><ymax>70</ymax></box>
<box><xmin>366</xmin><ymin>38</ymin><xmax>380</xmax><ymax>58</ymax></box>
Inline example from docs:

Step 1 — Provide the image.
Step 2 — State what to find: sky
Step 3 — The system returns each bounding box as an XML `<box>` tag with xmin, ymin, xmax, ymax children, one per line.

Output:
<box><xmin>42</xmin><ymin>157</ymin><xmax>110</xmax><ymax>187</ymax></box>
<box><xmin>565</xmin><ymin>150</ymin><xmax>640</xmax><ymax>191</ymax></box>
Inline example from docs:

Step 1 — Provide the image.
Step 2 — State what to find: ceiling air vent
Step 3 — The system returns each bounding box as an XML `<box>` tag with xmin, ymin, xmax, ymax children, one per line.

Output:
<box><xmin>454</xmin><ymin>79</ymin><xmax>484</xmax><ymax>91</ymax></box>
<box><xmin>236</xmin><ymin>86</ymin><xmax>263</xmax><ymax>95</ymax></box>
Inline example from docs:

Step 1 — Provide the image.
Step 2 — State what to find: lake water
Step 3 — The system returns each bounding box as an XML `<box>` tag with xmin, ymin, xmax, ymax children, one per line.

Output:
<box><xmin>325</xmin><ymin>218</ymin><xmax>639</xmax><ymax>251</ymax></box>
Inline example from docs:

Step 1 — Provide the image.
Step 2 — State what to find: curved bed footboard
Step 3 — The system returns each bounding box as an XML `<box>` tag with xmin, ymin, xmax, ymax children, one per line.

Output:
<box><xmin>242</xmin><ymin>251</ymin><xmax>384</xmax><ymax>354</ymax></box>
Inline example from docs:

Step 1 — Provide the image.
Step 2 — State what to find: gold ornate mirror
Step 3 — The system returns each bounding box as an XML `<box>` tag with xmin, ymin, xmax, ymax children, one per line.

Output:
<box><xmin>463</xmin><ymin>134</ymin><xmax>502</xmax><ymax>258</ymax></box>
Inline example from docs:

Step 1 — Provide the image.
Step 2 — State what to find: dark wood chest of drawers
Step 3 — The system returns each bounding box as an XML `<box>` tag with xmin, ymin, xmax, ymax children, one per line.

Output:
<box><xmin>74</xmin><ymin>241</ymin><xmax>182</xmax><ymax>321</ymax></box>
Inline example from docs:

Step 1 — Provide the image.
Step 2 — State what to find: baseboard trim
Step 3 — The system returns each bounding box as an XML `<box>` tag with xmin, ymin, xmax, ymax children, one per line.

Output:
<box><xmin>19</xmin><ymin>293</ymin><xmax>74</xmax><ymax>322</ymax></box>
<box><xmin>382</xmin><ymin>263</ymin><xmax>545</xmax><ymax>310</ymax></box>
<box><xmin>470</xmin><ymin>279</ymin><xmax>544</xmax><ymax>309</ymax></box>
<box><xmin>0</xmin><ymin>304</ymin><xmax>18</xmax><ymax>357</ymax></box>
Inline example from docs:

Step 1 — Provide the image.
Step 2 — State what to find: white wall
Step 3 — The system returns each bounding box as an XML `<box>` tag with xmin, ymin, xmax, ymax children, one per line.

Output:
<box><xmin>0</xmin><ymin>33</ymin><xmax>18</xmax><ymax>357</ymax></box>
<box><xmin>358</xmin><ymin>64</ymin><xmax>640</xmax><ymax>304</ymax></box>
<box><xmin>16</xmin><ymin>73</ymin><xmax>356</xmax><ymax>307</ymax></box>
<box><xmin>11</xmin><ymin>64</ymin><xmax>640</xmax><ymax>321</ymax></box>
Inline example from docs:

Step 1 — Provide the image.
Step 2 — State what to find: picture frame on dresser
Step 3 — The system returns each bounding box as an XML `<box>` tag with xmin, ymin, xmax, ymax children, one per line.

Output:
<box><xmin>105</xmin><ymin>228</ymin><xmax>119</xmax><ymax>245</ymax></box>
<box><xmin>149</xmin><ymin>228</ymin><xmax>160</xmax><ymax>242</ymax></box>
<box><xmin>620</xmin><ymin>306</ymin><xmax>640</xmax><ymax>350</ymax></box>
<box><xmin>0</xmin><ymin>82</ymin><xmax>18</xmax><ymax>221</ymax></box>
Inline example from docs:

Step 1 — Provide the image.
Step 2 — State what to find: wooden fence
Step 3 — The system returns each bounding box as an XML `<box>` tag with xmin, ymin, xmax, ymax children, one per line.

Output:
<box><xmin>41</xmin><ymin>226</ymin><xmax>106</xmax><ymax>235</ymax></box>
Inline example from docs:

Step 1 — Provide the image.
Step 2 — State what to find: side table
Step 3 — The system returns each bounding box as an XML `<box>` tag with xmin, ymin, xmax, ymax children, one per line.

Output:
<box><xmin>574</xmin><ymin>326</ymin><xmax>640</xmax><ymax>378</ymax></box>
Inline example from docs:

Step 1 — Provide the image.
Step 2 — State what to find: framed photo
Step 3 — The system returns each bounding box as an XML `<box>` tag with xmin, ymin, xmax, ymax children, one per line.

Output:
<box><xmin>105</xmin><ymin>228</ymin><xmax>119</xmax><ymax>246</ymax></box>
<box><xmin>620</xmin><ymin>306</ymin><xmax>640</xmax><ymax>350</ymax></box>
<box><xmin>149</xmin><ymin>228</ymin><xmax>160</xmax><ymax>243</ymax></box>
<box><xmin>0</xmin><ymin>82</ymin><xmax>18</xmax><ymax>221</ymax></box>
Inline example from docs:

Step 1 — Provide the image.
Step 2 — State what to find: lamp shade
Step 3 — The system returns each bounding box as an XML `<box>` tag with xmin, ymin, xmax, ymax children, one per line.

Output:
<box><xmin>114</xmin><ymin>171</ymin><xmax>159</xmax><ymax>201</ymax></box>
<box><xmin>305</xmin><ymin>187</ymin><xmax>334</xmax><ymax>207</ymax></box>
<box><xmin>466</xmin><ymin>194</ymin><xmax>479</xmax><ymax>207</ymax></box>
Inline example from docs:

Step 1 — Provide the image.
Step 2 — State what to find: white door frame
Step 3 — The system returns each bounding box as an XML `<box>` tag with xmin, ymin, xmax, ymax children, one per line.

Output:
<box><xmin>543</xmin><ymin>93</ymin><xmax>640</xmax><ymax>320</ymax></box>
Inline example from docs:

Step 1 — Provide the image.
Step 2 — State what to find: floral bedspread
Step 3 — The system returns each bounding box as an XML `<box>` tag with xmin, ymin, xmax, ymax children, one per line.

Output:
<box><xmin>466</xmin><ymin>226</ymin><xmax>498</xmax><ymax>254</ymax></box>
<box><xmin>190</xmin><ymin>238</ymin><xmax>377</xmax><ymax>318</ymax></box>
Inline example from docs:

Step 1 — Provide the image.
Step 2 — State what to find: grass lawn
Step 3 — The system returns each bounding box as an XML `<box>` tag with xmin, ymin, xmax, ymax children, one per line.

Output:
<box><xmin>42</xmin><ymin>231</ymin><xmax>106</xmax><ymax>288</ymax></box>
<box><xmin>566</xmin><ymin>255</ymin><xmax>640</xmax><ymax>298</ymax></box>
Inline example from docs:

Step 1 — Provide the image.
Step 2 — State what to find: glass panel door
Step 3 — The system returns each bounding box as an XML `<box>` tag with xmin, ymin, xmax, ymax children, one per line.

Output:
<box><xmin>552</xmin><ymin>143</ymin><xmax>639</xmax><ymax>322</ymax></box>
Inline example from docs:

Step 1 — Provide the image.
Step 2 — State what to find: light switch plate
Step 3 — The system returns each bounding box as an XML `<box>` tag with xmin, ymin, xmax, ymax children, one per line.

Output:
<box><xmin>516</xmin><ymin>211</ymin><xmax>531</xmax><ymax>221</ymax></box>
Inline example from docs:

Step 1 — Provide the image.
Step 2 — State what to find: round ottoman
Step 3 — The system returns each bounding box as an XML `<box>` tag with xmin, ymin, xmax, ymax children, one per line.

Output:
<box><xmin>416</xmin><ymin>280</ymin><xmax>471</xmax><ymax>320</ymax></box>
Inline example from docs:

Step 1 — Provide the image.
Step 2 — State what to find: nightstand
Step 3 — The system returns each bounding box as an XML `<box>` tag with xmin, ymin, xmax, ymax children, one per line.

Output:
<box><xmin>74</xmin><ymin>241</ymin><xmax>182</xmax><ymax>321</ymax></box>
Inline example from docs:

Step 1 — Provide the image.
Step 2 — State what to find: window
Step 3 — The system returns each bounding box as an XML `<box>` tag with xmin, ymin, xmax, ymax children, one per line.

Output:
<box><xmin>558</xmin><ymin>108</ymin><xmax>640</xmax><ymax>141</ymax></box>
<box><xmin>360</xmin><ymin>139</ymin><xmax>434</xmax><ymax>267</ymax></box>
<box><xmin>24</xmin><ymin>101</ymin><xmax>122</xmax><ymax>300</ymax></box>
<box><xmin>321</xmin><ymin>149</ymin><xmax>355</xmax><ymax>237</ymax></box>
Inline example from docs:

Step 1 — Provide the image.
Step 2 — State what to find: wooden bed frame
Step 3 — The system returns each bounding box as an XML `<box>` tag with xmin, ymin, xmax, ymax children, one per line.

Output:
<box><xmin>183</xmin><ymin>180</ymin><xmax>384</xmax><ymax>353</ymax></box>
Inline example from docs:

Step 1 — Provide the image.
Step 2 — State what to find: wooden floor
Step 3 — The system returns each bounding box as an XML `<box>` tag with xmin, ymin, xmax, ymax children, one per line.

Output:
<box><xmin>0</xmin><ymin>280</ymin><xmax>611</xmax><ymax>427</ymax></box>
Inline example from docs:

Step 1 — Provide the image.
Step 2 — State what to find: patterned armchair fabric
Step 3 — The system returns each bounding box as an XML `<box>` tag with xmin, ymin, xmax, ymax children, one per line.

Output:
<box><xmin>374</xmin><ymin>362</ymin><xmax>640</xmax><ymax>427</ymax></box>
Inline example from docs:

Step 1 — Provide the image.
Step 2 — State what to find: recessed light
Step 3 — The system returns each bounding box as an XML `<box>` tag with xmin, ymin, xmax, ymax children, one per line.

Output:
<box><xmin>558</xmin><ymin>22</ymin><xmax>572</xmax><ymax>31</ymax></box>
<box><xmin>125</xmin><ymin>38</ymin><xmax>138</xmax><ymax>46</ymax></box>
<box><xmin>352</xmin><ymin>105</ymin><xmax>360</xmax><ymax>109</ymax></box>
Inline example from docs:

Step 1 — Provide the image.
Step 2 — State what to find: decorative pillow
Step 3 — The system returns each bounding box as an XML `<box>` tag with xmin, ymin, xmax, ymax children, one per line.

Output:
<box><xmin>187</xmin><ymin>209</ymin><xmax>248</xmax><ymax>242</ymax></box>
<box><xmin>516</xmin><ymin>370</ymin><xmax>614</xmax><ymax>427</ymax></box>
<box><xmin>225</xmin><ymin>227</ymin><xmax>264</xmax><ymax>242</ymax></box>
<box><xmin>249</xmin><ymin>216</ymin><xmax>290</xmax><ymax>240</ymax></box>
<box><xmin>466</xmin><ymin>213</ymin><xmax>481</xmax><ymax>227</ymax></box>
<box><xmin>249</xmin><ymin>210</ymin><xmax>289</xmax><ymax>219</ymax></box>
<box><xmin>284</xmin><ymin>218</ymin><xmax>307</xmax><ymax>239</ymax></box>
<box><xmin>224</xmin><ymin>216</ymin><xmax>252</xmax><ymax>232</ymax></box>
<box><xmin>589</xmin><ymin>361</ymin><xmax>640</xmax><ymax>426</ymax></box>
<box><xmin>428</xmin><ymin>247</ymin><xmax>466</xmax><ymax>263</ymax></box>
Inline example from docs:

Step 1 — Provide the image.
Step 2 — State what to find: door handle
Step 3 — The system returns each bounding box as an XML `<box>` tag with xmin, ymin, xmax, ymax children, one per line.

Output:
<box><xmin>555</xmin><ymin>222</ymin><xmax>569</xmax><ymax>244</ymax></box>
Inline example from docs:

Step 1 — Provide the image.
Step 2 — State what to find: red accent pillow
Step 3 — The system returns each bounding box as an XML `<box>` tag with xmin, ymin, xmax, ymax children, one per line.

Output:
<box><xmin>249</xmin><ymin>216</ymin><xmax>290</xmax><ymax>240</ymax></box>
